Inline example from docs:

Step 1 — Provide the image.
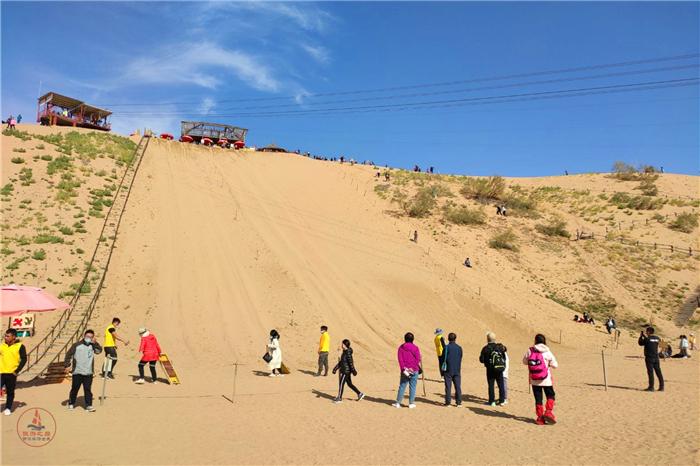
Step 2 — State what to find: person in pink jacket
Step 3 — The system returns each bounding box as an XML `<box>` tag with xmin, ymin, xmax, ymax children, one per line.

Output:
<box><xmin>135</xmin><ymin>327</ymin><xmax>161</xmax><ymax>384</ymax></box>
<box><xmin>393</xmin><ymin>332</ymin><xmax>422</xmax><ymax>409</ymax></box>
<box><xmin>523</xmin><ymin>334</ymin><xmax>558</xmax><ymax>425</ymax></box>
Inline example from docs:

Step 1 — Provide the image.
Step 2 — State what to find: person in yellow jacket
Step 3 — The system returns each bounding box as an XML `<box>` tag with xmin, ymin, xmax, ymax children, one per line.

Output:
<box><xmin>434</xmin><ymin>328</ymin><xmax>447</xmax><ymax>378</ymax></box>
<box><xmin>1</xmin><ymin>329</ymin><xmax>27</xmax><ymax>416</ymax></box>
<box><xmin>317</xmin><ymin>326</ymin><xmax>330</xmax><ymax>376</ymax></box>
<box><xmin>102</xmin><ymin>317</ymin><xmax>129</xmax><ymax>379</ymax></box>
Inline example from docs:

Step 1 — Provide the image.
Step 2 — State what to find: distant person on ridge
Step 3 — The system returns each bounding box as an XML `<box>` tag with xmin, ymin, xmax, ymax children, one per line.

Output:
<box><xmin>434</xmin><ymin>328</ymin><xmax>446</xmax><ymax>378</ymax></box>
<box><xmin>16</xmin><ymin>114</ymin><xmax>22</xmax><ymax>124</ymax></box>
<box><xmin>135</xmin><ymin>328</ymin><xmax>161</xmax><ymax>384</ymax></box>
<box><xmin>332</xmin><ymin>339</ymin><xmax>364</xmax><ymax>403</ymax></box>
<box><xmin>523</xmin><ymin>333</ymin><xmax>558</xmax><ymax>425</ymax></box>
<box><xmin>393</xmin><ymin>332</ymin><xmax>422</xmax><ymax>409</ymax></box>
<box><xmin>1</xmin><ymin>329</ymin><xmax>27</xmax><ymax>416</ymax></box>
<box><xmin>638</xmin><ymin>327</ymin><xmax>663</xmax><ymax>391</ymax></box>
<box><xmin>102</xmin><ymin>317</ymin><xmax>129</xmax><ymax>379</ymax></box>
<box><xmin>267</xmin><ymin>329</ymin><xmax>283</xmax><ymax>377</ymax></box>
<box><xmin>317</xmin><ymin>326</ymin><xmax>330</xmax><ymax>376</ymax></box>
<box><xmin>479</xmin><ymin>332</ymin><xmax>507</xmax><ymax>406</ymax></box>
<box><xmin>443</xmin><ymin>332</ymin><xmax>462</xmax><ymax>407</ymax></box>
<box><xmin>65</xmin><ymin>329</ymin><xmax>102</xmax><ymax>412</ymax></box>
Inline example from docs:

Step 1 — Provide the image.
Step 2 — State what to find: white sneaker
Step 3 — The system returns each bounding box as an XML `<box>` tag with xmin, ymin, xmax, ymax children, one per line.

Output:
<box><xmin>277</xmin><ymin>374</ymin><xmax>285</xmax><ymax>377</ymax></box>
<box><xmin>3</xmin><ymin>408</ymin><xmax>11</xmax><ymax>416</ymax></box>
<box><xmin>358</xmin><ymin>393</ymin><xmax>365</xmax><ymax>401</ymax></box>
<box><xmin>392</xmin><ymin>402</ymin><xmax>402</xmax><ymax>408</ymax></box>
<box><xmin>68</xmin><ymin>404</ymin><xmax>75</xmax><ymax>410</ymax></box>
<box><xmin>151</xmin><ymin>380</ymin><xmax>158</xmax><ymax>384</ymax></box>
<box><xmin>500</xmin><ymin>400</ymin><xmax>509</xmax><ymax>406</ymax></box>
<box><xmin>134</xmin><ymin>378</ymin><xmax>145</xmax><ymax>384</ymax></box>
<box><xmin>86</xmin><ymin>406</ymin><xmax>96</xmax><ymax>412</ymax></box>
<box><xmin>333</xmin><ymin>398</ymin><xmax>342</xmax><ymax>404</ymax></box>
<box><xmin>268</xmin><ymin>373</ymin><xmax>277</xmax><ymax>377</ymax></box>
<box><xmin>408</xmin><ymin>404</ymin><xmax>417</xmax><ymax>409</ymax></box>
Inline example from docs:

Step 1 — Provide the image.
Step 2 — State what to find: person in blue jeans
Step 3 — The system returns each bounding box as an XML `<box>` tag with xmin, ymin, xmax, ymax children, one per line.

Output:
<box><xmin>393</xmin><ymin>332</ymin><xmax>422</xmax><ymax>409</ymax></box>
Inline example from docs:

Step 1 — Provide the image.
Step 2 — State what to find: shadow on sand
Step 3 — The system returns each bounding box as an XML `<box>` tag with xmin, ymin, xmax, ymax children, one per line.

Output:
<box><xmin>467</xmin><ymin>406</ymin><xmax>534</xmax><ymax>424</ymax></box>
<box><xmin>585</xmin><ymin>383</ymin><xmax>643</xmax><ymax>391</ymax></box>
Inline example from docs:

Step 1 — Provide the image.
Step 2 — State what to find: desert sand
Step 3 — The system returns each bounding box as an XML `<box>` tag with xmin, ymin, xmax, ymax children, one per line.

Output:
<box><xmin>2</xmin><ymin>129</ymin><xmax>699</xmax><ymax>465</ymax></box>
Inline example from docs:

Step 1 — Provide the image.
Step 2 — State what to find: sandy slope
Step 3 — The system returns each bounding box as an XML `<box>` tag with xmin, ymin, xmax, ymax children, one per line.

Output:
<box><xmin>2</xmin><ymin>136</ymin><xmax>699</xmax><ymax>465</ymax></box>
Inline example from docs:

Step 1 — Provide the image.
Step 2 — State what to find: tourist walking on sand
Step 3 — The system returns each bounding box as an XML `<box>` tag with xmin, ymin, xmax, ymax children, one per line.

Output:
<box><xmin>135</xmin><ymin>328</ymin><xmax>161</xmax><ymax>384</ymax></box>
<box><xmin>102</xmin><ymin>317</ymin><xmax>129</xmax><ymax>379</ymax></box>
<box><xmin>332</xmin><ymin>339</ymin><xmax>364</xmax><ymax>403</ymax></box>
<box><xmin>65</xmin><ymin>329</ymin><xmax>102</xmax><ymax>412</ymax></box>
<box><xmin>267</xmin><ymin>329</ymin><xmax>283</xmax><ymax>377</ymax></box>
<box><xmin>638</xmin><ymin>327</ymin><xmax>664</xmax><ymax>392</ymax></box>
<box><xmin>479</xmin><ymin>332</ymin><xmax>508</xmax><ymax>406</ymax></box>
<box><xmin>317</xmin><ymin>326</ymin><xmax>330</xmax><ymax>376</ymax></box>
<box><xmin>393</xmin><ymin>332</ymin><xmax>422</xmax><ymax>409</ymax></box>
<box><xmin>523</xmin><ymin>334</ymin><xmax>558</xmax><ymax>425</ymax></box>
<box><xmin>443</xmin><ymin>332</ymin><xmax>462</xmax><ymax>407</ymax></box>
<box><xmin>1</xmin><ymin>329</ymin><xmax>27</xmax><ymax>416</ymax></box>
<box><xmin>434</xmin><ymin>328</ymin><xmax>446</xmax><ymax>378</ymax></box>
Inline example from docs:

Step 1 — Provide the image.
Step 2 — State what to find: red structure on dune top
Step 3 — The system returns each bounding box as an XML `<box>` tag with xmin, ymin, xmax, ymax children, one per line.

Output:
<box><xmin>37</xmin><ymin>92</ymin><xmax>112</xmax><ymax>131</ymax></box>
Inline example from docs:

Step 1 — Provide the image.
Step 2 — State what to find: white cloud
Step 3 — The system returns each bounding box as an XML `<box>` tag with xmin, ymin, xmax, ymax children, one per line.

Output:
<box><xmin>229</xmin><ymin>2</ymin><xmax>334</xmax><ymax>32</ymax></box>
<box><xmin>122</xmin><ymin>42</ymin><xmax>280</xmax><ymax>92</ymax></box>
<box><xmin>199</xmin><ymin>97</ymin><xmax>216</xmax><ymax>115</ymax></box>
<box><xmin>301</xmin><ymin>44</ymin><xmax>330</xmax><ymax>64</ymax></box>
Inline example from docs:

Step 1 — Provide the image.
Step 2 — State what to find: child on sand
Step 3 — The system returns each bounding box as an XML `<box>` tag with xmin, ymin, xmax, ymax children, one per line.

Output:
<box><xmin>523</xmin><ymin>334</ymin><xmax>558</xmax><ymax>425</ymax></box>
<box><xmin>332</xmin><ymin>339</ymin><xmax>364</xmax><ymax>403</ymax></box>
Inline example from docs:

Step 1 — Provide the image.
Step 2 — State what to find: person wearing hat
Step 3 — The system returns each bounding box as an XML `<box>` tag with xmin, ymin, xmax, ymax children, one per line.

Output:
<box><xmin>135</xmin><ymin>327</ymin><xmax>161</xmax><ymax>384</ymax></box>
<box><xmin>434</xmin><ymin>328</ymin><xmax>447</xmax><ymax>378</ymax></box>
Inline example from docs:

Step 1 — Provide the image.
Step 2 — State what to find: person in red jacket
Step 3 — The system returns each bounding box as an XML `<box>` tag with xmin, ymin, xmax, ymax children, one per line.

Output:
<box><xmin>135</xmin><ymin>327</ymin><xmax>161</xmax><ymax>384</ymax></box>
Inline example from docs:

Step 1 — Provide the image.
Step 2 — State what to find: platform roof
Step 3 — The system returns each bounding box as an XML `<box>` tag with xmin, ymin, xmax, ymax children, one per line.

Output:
<box><xmin>38</xmin><ymin>92</ymin><xmax>112</xmax><ymax>116</ymax></box>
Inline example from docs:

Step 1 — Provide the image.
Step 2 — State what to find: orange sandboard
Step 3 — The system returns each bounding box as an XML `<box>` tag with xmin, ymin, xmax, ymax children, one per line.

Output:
<box><xmin>158</xmin><ymin>353</ymin><xmax>180</xmax><ymax>384</ymax></box>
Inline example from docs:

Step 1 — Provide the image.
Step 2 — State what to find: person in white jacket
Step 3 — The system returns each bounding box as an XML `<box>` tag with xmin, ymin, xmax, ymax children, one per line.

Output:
<box><xmin>267</xmin><ymin>329</ymin><xmax>283</xmax><ymax>377</ymax></box>
<box><xmin>523</xmin><ymin>334</ymin><xmax>558</xmax><ymax>425</ymax></box>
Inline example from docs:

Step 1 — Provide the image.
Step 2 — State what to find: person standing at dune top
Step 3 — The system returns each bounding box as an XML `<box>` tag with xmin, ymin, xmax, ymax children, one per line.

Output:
<box><xmin>393</xmin><ymin>332</ymin><xmax>422</xmax><ymax>409</ymax></box>
<box><xmin>135</xmin><ymin>328</ymin><xmax>161</xmax><ymax>384</ymax></box>
<box><xmin>434</xmin><ymin>328</ymin><xmax>446</xmax><ymax>378</ymax></box>
<box><xmin>332</xmin><ymin>339</ymin><xmax>364</xmax><ymax>403</ymax></box>
<box><xmin>317</xmin><ymin>326</ymin><xmax>330</xmax><ymax>376</ymax></box>
<box><xmin>638</xmin><ymin>326</ymin><xmax>664</xmax><ymax>391</ymax></box>
<box><xmin>267</xmin><ymin>329</ymin><xmax>283</xmax><ymax>377</ymax></box>
<box><xmin>523</xmin><ymin>334</ymin><xmax>558</xmax><ymax>425</ymax></box>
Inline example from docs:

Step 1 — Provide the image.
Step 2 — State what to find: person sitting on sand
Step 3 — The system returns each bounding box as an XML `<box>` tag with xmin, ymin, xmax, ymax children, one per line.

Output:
<box><xmin>605</xmin><ymin>317</ymin><xmax>616</xmax><ymax>334</ymax></box>
<box><xmin>672</xmin><ymin>335</ymin><xmax>690</xmax><ymax>358</ymax></box>
<box><xmin>464</xmin><ymin>258</ymin><xmax>472</xmax><ymax>268</ymax></box>
<box><xmin>523</xmin><ymin>333</ymin><xmax>558</xmax><ymax>425</ymax></box>
<box><xmin>573</xmin><ymin>315</ymin><xmax>580</xmax><ymax>322</ymax></box>
<box><xmin>267</xmin><ymin>329</ymin><xmax>283</xmax><ymax>377</ymax></box>
<box><xmin>659</xmin><ymin>343</ymin><xmax>672</xmax><ymax>359</ymax></box>
<box><xmin>496</xmin><ymin>205</ymin><xmax>502</xmax><ymax>216</ymax></box>
<box><xmin>332</xmin><ymin>339</ymin><xmax>364</xmax><ymax>403</ymax></box>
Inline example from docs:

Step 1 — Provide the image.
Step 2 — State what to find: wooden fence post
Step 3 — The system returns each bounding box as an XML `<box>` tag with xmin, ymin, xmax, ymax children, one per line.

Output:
<box><xmin>601</xmin><ymin>350</ymin><xmax>608</xmax><ymax>391</ymax></box>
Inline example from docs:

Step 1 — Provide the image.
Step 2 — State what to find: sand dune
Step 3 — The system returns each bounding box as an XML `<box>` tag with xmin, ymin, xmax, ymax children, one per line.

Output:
<box><xmin>2</xmin><ymin>132</ymin><xmax>699</xmax><ymax>465</ymax></box>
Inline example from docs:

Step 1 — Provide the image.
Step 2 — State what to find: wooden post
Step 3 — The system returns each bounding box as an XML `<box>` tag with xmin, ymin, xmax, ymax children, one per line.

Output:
<box><xmin>601</xmin><ymin>350</ymin><xmax>608</xmax><ymax>391</ymax></box>
<box><xmin>559</xmin><ymin>330</ymin><xmax>562</xmax><ymax>345</ymax></box>
<box><xmin>232</xmin><ymin>362</ymin><xmax>239</xmax><ymax>404</ymax></box>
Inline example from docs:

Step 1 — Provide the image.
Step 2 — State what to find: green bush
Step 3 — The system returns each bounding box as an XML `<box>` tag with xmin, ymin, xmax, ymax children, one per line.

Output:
<box><xmin>32</xmin><ymin>249</ymin><xmax>47</xmax><ymax>261</ymax></box>
<box><xmin>12</xmin><ymin>148</ymin><xmax>26</xmax><ymax>153</ymax></box>
<box><xmin>489</xmin><ymin>229</ymin><xmax>519</xmax><ymax>251</ymax></box>
<box><xmin>403</xmin><ymin>188</ymin><xmax>437</xmax><ymax>218</ymax></box>
<box><xmin>443</xmin><ymin>206</ymin><xmax>486</xmax><ymax>225</ymax></box>
<box><xmin>1</xmin><ymin>183</ymin><xmax>14</xmax><ymax>196</ymax></box>
<box><xmin>3</xmin><ymin>128</ymin><xmax>32</xmax><ymax>140</ymax></box>
<box><xmin>59</xmin><ymin>226</ymin><xmax>74</xmax><ymax>236</ymax></box>
<box><xmin>460</xmin><ymin>176</ymin><xmax>505</xmax><ymax>201</ymax></box>
<box><xmin>668</xmin><ymin>212</ymin><xmax>698</xmax><ymax>233</ymax></box>
<box><xmin>609</xmin><ymin>192</ymin><xmax>663</xmax><ymax>210</ymax></box>
<box><xmin>11</xmin><ymin>157</ymin><xmax>24</xmax><ymax>164</ymax></box>
<box><xmin>503</xmin><ymin>193</ymin><xmax>539</xmax><ymax>217</ymax></box>
<box><xmin>637</xmin><ymin>178</ymin><xmax>658</xmax><ymax>196</ymax></box>
<box><xmin>536</xmin><ymin>218</ymin><xmax>570</xmax><ymax>238</ymax></box>
<box><xmin>47</xmin><ymin>155</ymin><xmax>73</xmax><ymax>175</ymax></box>
<box><xmin>40</xmin><ymin>154</ymin><xmax>53</xmax><ymax>161</ymax></box>
<box><xmin>19</xmin><ymin>168</ymin><xmax>34</xmax><ymax>186</ymax></box>
<box><xmin>611</xmin><ymin>161</ymin><xmax>639</xmax><ymax>181</ymax></box>
<box><xmin>34</xmin><ymin>234</ymin><xmax>64</xmax><ymax>244</ymax></box>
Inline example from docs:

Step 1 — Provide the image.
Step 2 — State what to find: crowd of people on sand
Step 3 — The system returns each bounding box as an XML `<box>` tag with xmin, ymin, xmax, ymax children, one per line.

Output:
<box><xmin>0</xmin><ymin>317</ymin><xmax>162</xmax><ymax>415</ymax></box>
<box><xmin>3</xmin><ymin>114</ymin><xmax>21</xmax><ymax>129</ymax></box>
<box><xmin>1</xmin><ymin>319</ymin><xmax>694</xmax><ymax>420</ymax></box>
<box><xmin>573</xmin><ymin>313</ymin><xmax>596</xmax><ymax>325</ymax></box>
<box><xmin>262</xmin><ymin>325</ymin><xmax>561</xmax><ymax>424</ymax></box>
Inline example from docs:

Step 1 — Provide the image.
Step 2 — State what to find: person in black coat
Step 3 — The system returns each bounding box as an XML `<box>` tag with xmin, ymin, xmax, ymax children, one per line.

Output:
<box><xmin>332</xmin><ymin>339</ymin><xmax>365</xmax><ymax>403</ymax></box>
<box><xmin>443</xmin><ymin>333</ymin><xmax>463</xmax><ymax>406</ymax></box>
<box><xmin>639</xmin><ymin>327</ymin><xmax>664</xmax><ymax>391</ymax></box>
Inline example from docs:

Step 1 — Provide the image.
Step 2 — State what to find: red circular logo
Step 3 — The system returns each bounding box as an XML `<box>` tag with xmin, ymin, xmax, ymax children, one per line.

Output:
<box><xmin>16</xmin><ymin>408</ymin><xmax>57</xmax><ymax>447</ymax></box>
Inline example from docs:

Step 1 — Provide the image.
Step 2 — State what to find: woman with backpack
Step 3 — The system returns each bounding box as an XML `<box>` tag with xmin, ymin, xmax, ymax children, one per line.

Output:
<box><xmin>523</xmin><ymin>333</ymin><xmax>558</xmax><ymax>425</ymax></box>
<box><xmin>332</xmin><ymin>339</ymin><xmax>364</xmax><ymax>403</ymax></box>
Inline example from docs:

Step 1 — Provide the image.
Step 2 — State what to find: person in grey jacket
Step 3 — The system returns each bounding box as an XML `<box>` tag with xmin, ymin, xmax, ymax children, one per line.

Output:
<box><xmin>64</xmin><ymin>329</ymin><xmax>102</xmax><ymax>412</ymax></box>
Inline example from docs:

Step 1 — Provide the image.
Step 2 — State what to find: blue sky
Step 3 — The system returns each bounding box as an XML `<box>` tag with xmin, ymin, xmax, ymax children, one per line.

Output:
<box><xmin>2</xmin><ymin>1</ymin><xmax>698</xmax><ymax>176</ymax></box>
